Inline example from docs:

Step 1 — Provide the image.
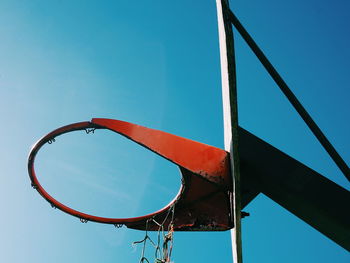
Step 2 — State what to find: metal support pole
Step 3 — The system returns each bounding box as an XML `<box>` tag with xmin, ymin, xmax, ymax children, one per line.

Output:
<box><xmin>216</xmin><ymin>1</ymin><xmax>242</xmax><ymax>262</ymax></box>
<box><xmin>227</xmin><ymin>10</ymin><xmax>350</xmax><ymax>183</ymax></box>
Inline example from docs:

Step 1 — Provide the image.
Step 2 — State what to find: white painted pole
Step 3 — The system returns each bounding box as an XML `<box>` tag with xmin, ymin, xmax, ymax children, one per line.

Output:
<box><xmin>215</xmin><ymin>1</ymin><xmax>242</xmax><ymax>263</ymax></box>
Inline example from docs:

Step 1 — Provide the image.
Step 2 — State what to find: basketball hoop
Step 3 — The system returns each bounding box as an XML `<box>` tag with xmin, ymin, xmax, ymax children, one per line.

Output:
<box><xmin>28</xmin><ymin>118</ymin><xmax>234</xmax><ymax>231</ymax></box>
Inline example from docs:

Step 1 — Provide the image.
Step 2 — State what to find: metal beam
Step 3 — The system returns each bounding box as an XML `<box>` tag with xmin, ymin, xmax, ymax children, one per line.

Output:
<box><xmin>239</xmin><ymin>127</ymin><xmax>350</xmax><ymax>251</ymax></box>
<box><xmin>216</xmin><ymin>1</ymin><xmax>243</xmax><ymax>262</ymax></box>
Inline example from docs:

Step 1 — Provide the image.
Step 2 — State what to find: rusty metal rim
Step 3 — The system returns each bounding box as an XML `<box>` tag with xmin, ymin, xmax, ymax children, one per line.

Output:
<box><xmin>27</xmin><ymin>121</ymin><xmax>184</xmax><ymax>224</ymax></box>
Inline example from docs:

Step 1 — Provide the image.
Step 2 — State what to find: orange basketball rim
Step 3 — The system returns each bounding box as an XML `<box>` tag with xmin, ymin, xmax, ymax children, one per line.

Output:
<box><xmin>28</xmin><ymin>118</ymin><xmax>234</xmax><ymax>231</ymax></box>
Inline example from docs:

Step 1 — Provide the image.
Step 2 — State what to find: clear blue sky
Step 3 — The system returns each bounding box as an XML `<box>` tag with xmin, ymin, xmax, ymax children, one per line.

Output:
<box><xmin>0</xmin><ymin>0</ymin><xmax>349</xmax><ymax>262</ymax></box>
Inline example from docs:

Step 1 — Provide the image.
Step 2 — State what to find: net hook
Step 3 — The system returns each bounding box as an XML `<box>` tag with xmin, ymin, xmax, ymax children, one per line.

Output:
<box><xmin>47</xmin><ymin>138</ymin><xmax>56</xmax><ymax>144</ymax></box>
<box><xmin>85</xmin><ymin>128</ymin><xmax>96</xmax><ymax>134</ymax></box>
<box><xmin>80</xmin><ymin>218</ymin><xmax>88</xmax><ymax>223</ymax></box>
